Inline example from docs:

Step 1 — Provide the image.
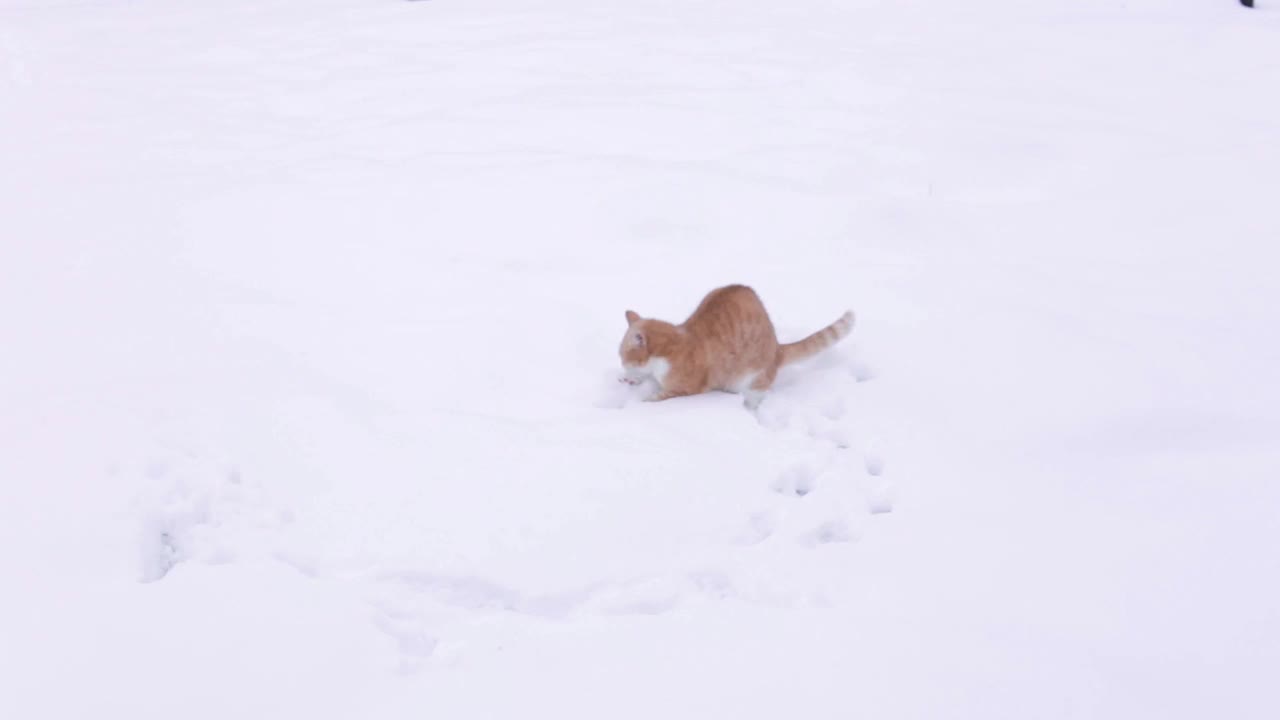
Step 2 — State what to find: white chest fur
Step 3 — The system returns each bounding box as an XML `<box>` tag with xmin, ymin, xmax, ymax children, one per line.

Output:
<box><xmin>625</xmin><ymin>356</ymin><xmax>671</xmax><ymax>386</ymax></box>
<box><xmin>645</xmin><ymin>356</ymin><xmax>671</xmax><ymax>385</ymax></box>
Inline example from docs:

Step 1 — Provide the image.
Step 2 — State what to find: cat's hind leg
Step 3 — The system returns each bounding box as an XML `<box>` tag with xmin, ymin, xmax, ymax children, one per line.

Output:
<box><xmin>743</xmin><ymin>366</ymin><xmax>777</xmax><ymax>410</ymax></box>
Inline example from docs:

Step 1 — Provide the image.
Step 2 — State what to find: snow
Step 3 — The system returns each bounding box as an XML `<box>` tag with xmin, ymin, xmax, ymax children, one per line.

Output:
<box><xmin>2</xmin><ymin>0</ymin><xmax>1278</xmax><ymax>717</ymax></box>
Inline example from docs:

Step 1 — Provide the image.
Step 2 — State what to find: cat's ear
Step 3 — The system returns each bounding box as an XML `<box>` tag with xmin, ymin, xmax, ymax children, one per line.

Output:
<box><xmin>625</xmin><ymin>310</ymin><xmax>640</xmax><ymax>325</ymax></box>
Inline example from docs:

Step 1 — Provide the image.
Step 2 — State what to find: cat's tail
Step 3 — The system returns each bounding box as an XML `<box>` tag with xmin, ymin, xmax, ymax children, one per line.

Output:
<box><xmin>777</xmin><ymin>310</ymin><xmax>855</xmax><ymax>367</ymax></box>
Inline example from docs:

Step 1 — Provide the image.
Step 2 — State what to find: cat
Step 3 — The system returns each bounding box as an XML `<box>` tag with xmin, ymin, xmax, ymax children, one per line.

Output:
<box><xmin>618</xmin><ymin>284</ymin><xmax>854</xmax><ymax>409</ymax></box>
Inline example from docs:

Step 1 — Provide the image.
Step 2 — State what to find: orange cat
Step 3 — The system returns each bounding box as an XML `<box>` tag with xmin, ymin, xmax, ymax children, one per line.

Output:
<box><xmin>618</xmin><ymin>284</ymin><xmax>854</xmax><ymax>408</ymax></box>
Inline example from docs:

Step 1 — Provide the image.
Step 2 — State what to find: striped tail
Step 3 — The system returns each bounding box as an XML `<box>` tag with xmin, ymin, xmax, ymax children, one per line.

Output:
<box><xmin>777</xmin><ymin>310</ymin><xmax>855</xmax><ymax>367</ymax></box>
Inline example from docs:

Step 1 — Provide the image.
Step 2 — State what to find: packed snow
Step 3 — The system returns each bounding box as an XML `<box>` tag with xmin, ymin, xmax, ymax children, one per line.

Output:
<box><xmin>2</xmin><ymin>0</ymin><xmax>1278</xmax><ymax>718</ymax></box>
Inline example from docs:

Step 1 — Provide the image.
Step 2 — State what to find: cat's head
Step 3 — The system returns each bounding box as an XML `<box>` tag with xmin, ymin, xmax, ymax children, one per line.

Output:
<box><xmin>618</xmin><ymin>310</ymin><xmax>651</xmax><ymax>369</ymax></box>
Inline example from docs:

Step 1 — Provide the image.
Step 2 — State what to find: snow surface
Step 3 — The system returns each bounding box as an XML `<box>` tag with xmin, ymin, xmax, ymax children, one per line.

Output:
<box><xmin>2</xmin><ymin>0</ymin><xmax>1279</xmax><ymax>717</ymax></box>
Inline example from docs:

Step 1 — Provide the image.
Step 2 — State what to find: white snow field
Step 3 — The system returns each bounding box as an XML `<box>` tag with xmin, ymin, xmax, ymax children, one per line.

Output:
<box><xmin>3</xmin><ymin>0</ymin><xmax>1279</xmax><ymax>717</ymax></box>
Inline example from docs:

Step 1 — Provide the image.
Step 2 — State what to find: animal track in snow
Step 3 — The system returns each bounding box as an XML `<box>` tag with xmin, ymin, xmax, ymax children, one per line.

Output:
<box><xmin>851</xmin><ymin>360</ymin><xmax>876</xmax><ymax>383</ymax></box>
<box><xmin>806</xmin><ymin>519</ymin><xmax>854</xmax><ymax>545</ymax></box>
<box><xmin>373</xmin><ymin>609</ymin><xmax>440</xmax><ymax>674</ymax></box>
<box><xmin>733</xmin><ymin>511</ymin><xmax>777</xmax><ymax>545</ymax></box>
<box><xmin>135</xmin><ymin>452</ymin><xmax>287</xmax><ymax>582</ymax></box>
<box><xmin>819</xmin><ymin>395</ymin><xmax>847</xmax><ymax>421</ymax></box>
<box><xmin>772</xmin><ymin>462</ymin><xmax>817</xmax><ymax>497</ymax></box>
<box><xmin>866</xmin><ymin>490</ymin><xmax>894</xmax><ymax>515</ymax></box>
<box><xmin>358</xmin><ymin>566</ymin><xmax>756</xmax><ymax>668</ymax></box>
<box><xmin>745</xmin><ymin>343</ymin><xmax>893</xmax><ymax>548</ymax></box>
<box><xmin>865</xmin><ymin>453</ymin><xmax>884</xmax><ymax>476</ymax></box>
